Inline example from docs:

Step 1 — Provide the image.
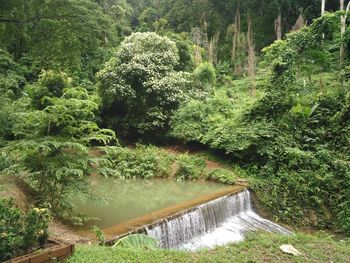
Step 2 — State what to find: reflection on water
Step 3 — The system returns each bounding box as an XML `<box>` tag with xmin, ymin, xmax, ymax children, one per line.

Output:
<box><xmin>70</xmin><ymin>177</ymin><xmax>231</xmax><ymax>229</ymax></box>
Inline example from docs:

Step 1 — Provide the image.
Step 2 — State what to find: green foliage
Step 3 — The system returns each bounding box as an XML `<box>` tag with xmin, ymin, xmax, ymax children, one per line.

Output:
<box><xmin>0</xmin><ymin>199</ymin><xmax>51</xmax><ymax>261</ymax></box>
<box><xmin>127</xmin><ymin>0</ymin><xmax>323</xmax><ymax>65</ymax></box>
<box><xmin>102</xmin><ymin>145</ymin><xmax>237</xmax><ymax>184</ymax></box>
<box><xmin>205</xmin><ymin>168</ymin><xmax>236</xmax><ymax>185</ymax></box>
<box><xmin>97</xmin><ymin>0</ymin><xmax>133</xmax><ymax>39</ymax></box>
<box><xmin>6</xmin><ymin>139</ymin><xmax>92</xmax><ymax>213</ymax></box>
<box><xmin>98</xmin><ymin>32</ymin><xmax>193</xmax><ymax>139</ymax></box>
<box><xmin>3</xmin><ymin>78</ymin><xmax>116</xmax><ymax>213</ymax></box>
<box><xmin>262</xmin><ymin>14</ymin><xmax>339</xmax><ymax>90</ymax></box>
<box><xmin>193</xmin><ymin>62</ymin><xmax>216</xmax><ymax>87</ymax></box>
<box><xmin>171</xmin><ymin>83</ymin><xmax>263</xmax><ymax>157</ymax></box>
<box><xmin>174</xmin><ymin>154</ymin><xmax>206</xmax><ymax>181</ymax></box>
<box><xmin>0</xmin><ymin>49</ymin><xmax>25</xmax><ymax>97</ymax></box>
<box><xmin>0</xmin><ymin>0</ymin><xmax>116</xmax><ymax>77</ymax></box>
<box><xmin>93</xmin><ymin>226</ymin><xmax>106</xmax><ymax>246</ymax></box>
<box><xmin>0</xmin><ymin>0</ymin><xmax>349</xmax><ymax>250</ymax></box>
<box><xmin>113</xmin><ymin>234</ymin><xmax>158</xmax><ymax>250</ymax></box>
<box><xmin>166</xmin><ymin>33</ymin><xmax>195</xmax><ymax>72</ymax></box>
<box><xmin>138</xmin><ymin>8</ymin><xmax>158</xmax><ymax>31</ymax></box>
<box><xmin>216</xmin><ymin>61</ymin><xmax>233</xmax><ymax>84</ymax></box>
<box><xmin>249</xmin><ymin>15</ymin><xmax>350</xmax><ymax>233</ymax></box>
<box><xmin>26</xmin><ymin>70</ymin><xmax>70</xmax><ymax>109</ymax></box>
<box><xmin>171</xmin><ymin>14</ymin><xmax>350</xmax><ymax>235</ymax></box>
<box><xmin>102</xmin><ymin>146</ymin><xmax>172</xmax><ymax>179</ymax></box>
<box><xmin>0</xmin><ymin>96</ymin><xmax>16</xmax><ymax>142</ymax></box>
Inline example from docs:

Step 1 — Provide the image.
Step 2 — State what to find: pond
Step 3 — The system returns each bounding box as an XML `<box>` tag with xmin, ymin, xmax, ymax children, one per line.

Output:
<box><xmin>71</xmin><ymin>176</ymin><xmax>232</xmax><ymax>230</ymax></box>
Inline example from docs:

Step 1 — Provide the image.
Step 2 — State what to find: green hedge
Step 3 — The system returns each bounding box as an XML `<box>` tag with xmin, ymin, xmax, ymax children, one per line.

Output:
<box><xmin>0</xmin><ymin>199</ymin><xmax>51</xmax><ymax>261</ymax></box>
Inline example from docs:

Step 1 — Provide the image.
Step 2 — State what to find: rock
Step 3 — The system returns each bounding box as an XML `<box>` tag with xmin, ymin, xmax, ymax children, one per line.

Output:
<box><xmin>280</xmin><ymin>244</ymin><xmax>302</xmax><ymax>256</ymax></box>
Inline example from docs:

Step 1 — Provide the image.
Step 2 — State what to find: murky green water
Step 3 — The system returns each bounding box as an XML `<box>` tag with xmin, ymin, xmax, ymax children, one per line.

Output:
<box><xmin>71</xmin><ymin>177</ymin><xmax>231</xmax><ymax>229</ymax></box>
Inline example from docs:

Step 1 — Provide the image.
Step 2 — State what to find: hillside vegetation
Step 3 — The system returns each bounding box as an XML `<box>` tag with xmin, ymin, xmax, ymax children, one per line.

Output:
<box><xmin>0</xmin><ymin>0</ymin><xmax>349</xmax><ymax>261</ymax></box>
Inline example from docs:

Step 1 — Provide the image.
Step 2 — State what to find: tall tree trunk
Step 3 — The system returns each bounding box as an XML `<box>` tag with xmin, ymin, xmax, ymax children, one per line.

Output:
<box><xmin>322</xmin><ymin>0</ymin><xmax>326</xmax><ymax>15</ymax></box>
<box><xmin>292</xmin><ymin>12</ymin><xmax>305</xmax><ymax>32</ymax></box>
<box><xmin>274</xmin><ymin>12</ymin><xmax>282</xmax><ymax>40</ymax></box>
<box><xmin>232</xmin><ymin>3</ymin><xmax>241</xmax><ymax>75</ymax></box>
<box><xmin>247</xmin><ymin>15</ymin><xmax>256</xmax><ymax>96</ymax></box>
<box><xmin>192</xmin><ymin>27</ymin><xmax>203</xmax><ymax>65</ymax></box>
<box><xmin>208</xmin><ymin>32</ymin><xmax>220</xmax><ymax>65</ymax></box>
<box><xmin>231</xmin><ymin>4</ymin><xmax>241</xmax><ymax>64</ymax></box>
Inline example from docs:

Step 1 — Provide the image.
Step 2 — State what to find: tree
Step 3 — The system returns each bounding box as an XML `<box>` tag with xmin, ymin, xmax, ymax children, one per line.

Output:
<box><xmin>98</xmin><ymin>32</ymin><xmax>191</xmax><ymax>140</ymax></box>
<box><xmin>247</xmin><ymin>14</ymin><xmax>256</xmax><ymax>95</ymax></box>
<box><xmin>274</xmin><ymin>12</ymin><xmax>282</xmax><ymax>40</ymax></box>
<box><xmin>4</xmin><ymin>75</ymin><xmax>116</xmax><ymax>213</ymax></box>
<box><xmin>0</xmin><ymin>0</ymin><xmax>116</xmax><ymax>77</ymax></box>
<box><xmin>322</xmin><ymin>0</ymin><xmax>326</xmax><ymax>15</ymax></box>
<box><xmin>138</xmin><ymin>7</ymin><xmax>158</xmax><ymax>31</ymax></box>
<box><xmin>97</xmin><ymin>0</ymin><xmax>134</xmax><ymax>38</ymax></box>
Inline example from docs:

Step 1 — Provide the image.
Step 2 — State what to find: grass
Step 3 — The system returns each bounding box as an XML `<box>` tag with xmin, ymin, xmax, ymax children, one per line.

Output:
<box><xmin>68</xmin><ymin>233</ymin><xmax>350</xmax><ymax>263</ymax></box>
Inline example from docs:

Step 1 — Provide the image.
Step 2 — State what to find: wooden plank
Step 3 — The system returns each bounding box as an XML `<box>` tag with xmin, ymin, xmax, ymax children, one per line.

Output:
<box><xmin>5</xmin><ymin>240</ymin><xmax>75</xmax><ymax>263</ymax></box>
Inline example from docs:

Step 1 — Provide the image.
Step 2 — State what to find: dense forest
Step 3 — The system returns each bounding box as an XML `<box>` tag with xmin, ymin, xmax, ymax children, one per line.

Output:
<box><xmin>1</xmin><ymin>0</ymin><xmax>350</xmax><ymax>262</ymax></box>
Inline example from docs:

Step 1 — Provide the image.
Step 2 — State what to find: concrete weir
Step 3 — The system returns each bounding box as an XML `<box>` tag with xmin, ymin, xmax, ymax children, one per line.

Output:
<box><xmin>104</xmin><ymin>183</ymin><xmax>291</xmax><ymax>250</ymax></box>
<box><xmin>104</xmin><ymin>184</ymin><xmax>248</xmax><ymax>245</ymax></box>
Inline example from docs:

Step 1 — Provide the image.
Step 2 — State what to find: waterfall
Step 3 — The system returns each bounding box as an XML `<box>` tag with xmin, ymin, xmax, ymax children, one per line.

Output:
<box><xmin>146</xmin><ymin>190</ymin><xmax>291</xmax><ymax>251</ymax></box>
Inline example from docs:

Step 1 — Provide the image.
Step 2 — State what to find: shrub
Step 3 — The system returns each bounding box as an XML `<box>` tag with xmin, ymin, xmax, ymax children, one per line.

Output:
<box><xmin>0</xmin><ymin>95</ymin><xmax>16</xmax><ymax>141</ymax></box>
<box><xmin>175</xmin><ymin>154</ymin><xmax>206</xmax><ymax>180</ymax></box>
<box><xmin>205</xmin><ymin>168</ymin><xmax>236</xmax><ymax>185</ymax></box>
<box><xmin>0</xmin><ymin>199</ymin><xmax>51</xmax><ymax>261</ymax></box>
<box><xmin>193</xmin><ymin>62</ymin><xmax>216</xmax><ymax>87</ymax></box>
<box><xmin>26</xmin><ymin>70</ymin><xmax>70</xmax><ymax>109</ymax></box>
<box><xmin>103</xmin><ymin>146</ymin><xmax>173</xmax><ymax>179</ymax></box>
<box><xmin>0</xmin><ymin>49</ymin><xmax>26</xmax><ymax>98</ymax></box>
<box><xmin>103</xmin><ymin>145</ymin><xmax>240</xmax><ymax>185</ymax></box>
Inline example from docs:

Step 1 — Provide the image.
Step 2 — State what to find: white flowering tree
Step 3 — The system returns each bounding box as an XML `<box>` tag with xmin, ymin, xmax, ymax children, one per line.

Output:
<box><xmin>98</xmin><ymin>32</ymin><xmax>191</xmax><ymax>139</ymax></box>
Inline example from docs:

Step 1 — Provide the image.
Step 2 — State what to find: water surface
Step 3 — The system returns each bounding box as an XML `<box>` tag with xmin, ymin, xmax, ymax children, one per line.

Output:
<box><xmin>71</xmin><ymin>177</ymin><xmax>231</xmax><ymax>229</ymax></box>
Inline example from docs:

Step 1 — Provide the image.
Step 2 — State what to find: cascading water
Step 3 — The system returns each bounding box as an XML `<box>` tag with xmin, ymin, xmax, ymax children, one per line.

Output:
<box><xmin>146</xmin><ymin>190</ymin><xmax>291</xmax><ymax>251</ymax></box>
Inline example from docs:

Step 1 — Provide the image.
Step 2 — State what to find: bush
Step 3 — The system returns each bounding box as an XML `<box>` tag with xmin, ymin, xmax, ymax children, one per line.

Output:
<box><xmin>0</xmin><ymin>95</ymin><xmax>16</xmax><ymax>141</ymax></box>
<box><xmin>103</xmin><ymin>145</ymin><xmax>239</xmax><ymax>184</ymax></box>
<box><xmin>26</xmin><ymin>70</ymin><xmax>70</xmax><ymax>109</ymax></box>
<box><xmin>193</xmin><ymin>62</ymin><xmax>216</xmax><ymax>87</ymax></box>
<box><xmin>103</xmin><ymin>146</ymin><xmax>173</xmax><ymax>179</ymax></box>
<box><xmin>0</xmin><ymin>49</ymin><xmax>26</xmax><ymax>98</ymax></box>
<box><xmin>0</xmin><ymin>199</ymin><xmax>51</xmax><ymax>261</ymax></box>
<box><xmin>175</xmin><ymin>154</ymin><xmax>206</xmax><ymax>180</ymax></box>
<box><xmin>170</xmin><ymin>85</ymin><xmax>265</xmax><ymax>158</ymax></box>
<box><xmin>205</xmin><ymin>168</ymin><xmax>236</xmax><ymax>185</ymax></box>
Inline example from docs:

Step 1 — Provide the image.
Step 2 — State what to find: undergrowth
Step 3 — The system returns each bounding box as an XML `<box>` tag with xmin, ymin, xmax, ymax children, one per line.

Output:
<box><xmin>100</xmin><ymin>145</ymin><xmax>238</xmax><ymax>185</ymax></box>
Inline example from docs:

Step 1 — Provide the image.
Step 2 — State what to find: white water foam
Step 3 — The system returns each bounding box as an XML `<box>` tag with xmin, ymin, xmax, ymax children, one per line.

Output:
<box><xmin>146</xmin><ymin>190</ymin><xmax>292</xmax><ymax>251</ymax></box>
